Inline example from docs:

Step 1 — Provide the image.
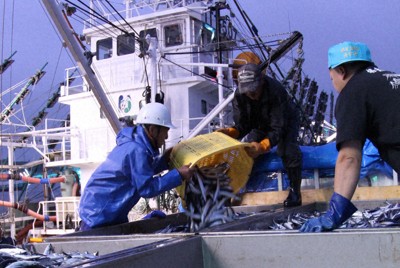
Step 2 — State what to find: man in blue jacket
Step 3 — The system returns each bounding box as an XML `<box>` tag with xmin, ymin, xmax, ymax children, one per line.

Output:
<box><xmin>79</xmin><ymin>102</ymin><xmax>195</xmax><ymax>230</ymax></box>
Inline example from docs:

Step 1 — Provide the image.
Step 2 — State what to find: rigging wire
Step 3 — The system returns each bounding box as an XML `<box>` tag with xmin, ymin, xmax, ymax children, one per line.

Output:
<box><xmin>28</xmin><ymin>45</ymin><xmax>66</xmax><ymax>129</ymax></box>
<box><xmin>160</xmin><ymin>55</ymin><xmax>232</xmax><ymax>91</ymax></box>
<box><xmin>227</xmin><ymin>4</ymin><xmax>259</xmax><ymax>57</ymax></box>
<box><xmin>0</xmin><ymin>2</ymin><xmax>74</xmax><ymax>176</ymax></box>
<box><xmin>95</xmin><ymin>0</ymin><xmax>143</xmax><ymax>55</ymax></box>
<box><xmin>42</xmin><ymin>3</ymin><xmax>124</xmax><ymax>119</ymax></box>
<box><xmin>104</xmin><ymin>0</ymin><xmax>149</xmax><ymax>80</ymax></box>
<box><xmin>2</xmin><ymin>0</ymin><xmax>311</xmax><ymax>195</ymax></box>
<box><xmin>68</xmin><ymin>1</ymin><xmax>155</xmax><ymax>97</ymax></box>
<box><xmin>104</xmin><ymin>0</ymin><xmax>140</xmax><ymax>37</ymax></box>
<box><xmin>39</xmin><ymin>0</ymin><xmax>84</xmax><ymax>69</ymax></box>
<box><xmin>52</xmin><ymin>3</ymin><xmax>297</xmax><ymax>120</ymax></box>
<box><xmin>44</xmin><ymin>45</ymin><xmax>65</xmax><ymax>120</ymax></box>
<box><xmin>66</xmin><ymin>0</ymin><xmax>130</xmax><ymax>36</ymax></box>
<box><xmin>5</xmin><ymin>1</ymin><xmax>299</xmax><ymax>123</ymax></box>
<box><xmin>0</xmin><ymin>78</ymin><xmax>29</xmax><ymax>98</ymax></box>
<box><xmin>0</xmin><ymin>0</ymin><xmax>16</xmax><ymax>221</ymax></box>
<box><xmin>63</xmin><ymin>0</ymin><xmax>300</xmax><ymax>104</ymax></box>
<box><xmin>232</xmin><ymin>0</ymin><xmax>268</xmax><ymax>60</ymax></box>
<box><xmin>0</xmin><ymin>1</ymin><xmax>16</xmax><ymax>175</ymax></box>
<box><xmin>71</xmin><ymin>2</ymin><xmax>298</xmax><ymax>83</ymax></box>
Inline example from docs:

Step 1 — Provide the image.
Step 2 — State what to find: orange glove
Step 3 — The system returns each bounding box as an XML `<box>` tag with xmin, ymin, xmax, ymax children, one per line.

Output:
<box><xmin>245</xmin><ymin>138</ymin><xmax>271</xmax><ymax>158</ymax></box>
<box><xmin>216</xmin><ymin>127</ymin><xmax>240</xmax><ymax>139</ymax></box>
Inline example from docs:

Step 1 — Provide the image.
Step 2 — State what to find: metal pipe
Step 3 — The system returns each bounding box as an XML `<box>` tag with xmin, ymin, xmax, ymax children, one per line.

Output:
<box><xmin>42</xmin><ymin>0</ymin><xmax>121</xmax><ymax>134</ymax></box>
<box><xmin>7</xmin><ymin>142</ymin><xmax>15</xmax><ymax>237</ymax></box>
<box><xmin>217</xmin><ymin>66</ymin><xmax>225</xmax><ymax>127</ymax></box>
<box><xmin>147</xmin><ymin>35</ymin><xmax>158</xmax><ymax>103</ymax></box>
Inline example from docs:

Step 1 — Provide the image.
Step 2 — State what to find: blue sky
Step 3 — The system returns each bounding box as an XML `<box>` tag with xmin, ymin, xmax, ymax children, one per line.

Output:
<box><xmin>1</xmin><ymin>0</ymin><xmax>400</xmax><ymax>122</ymax></box>
<box><xmin>0</xmin><ymin>0</ymin><xmax>74</xmax><ymax>135</ymax></box>
<box><xmin>1</xmin><ymin>1</ymin><xmax>76</xmax><ymax>92</ymax></box>
<box><xmin>244</xmin><ymin>0</ymin><xmax>400</xmax><ymax>94</ymax></box>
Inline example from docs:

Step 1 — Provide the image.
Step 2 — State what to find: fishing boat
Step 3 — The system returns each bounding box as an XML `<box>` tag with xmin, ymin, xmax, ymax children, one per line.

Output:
<box><xmin>40</xmin><ymin>0</ymin><xmax>336</xmax><ymax>190</ymax></box>
<box><xmin>0</xmin><ymin>1</ymin><xmax>399</xmax><ymax>266</ymax></box>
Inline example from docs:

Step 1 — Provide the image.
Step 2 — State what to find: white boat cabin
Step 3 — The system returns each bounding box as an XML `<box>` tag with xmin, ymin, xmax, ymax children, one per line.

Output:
<box><xmin>53</xmin><ymin>1</ymin><xmax>238</xmax><ymax>185</ymax></box>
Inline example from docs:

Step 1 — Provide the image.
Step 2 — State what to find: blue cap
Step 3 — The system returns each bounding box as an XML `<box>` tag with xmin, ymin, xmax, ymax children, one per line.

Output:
<box><xmin>328</xmin><ymin>41</ymin><xmax>372</xmax><ymax>69</ymax></box>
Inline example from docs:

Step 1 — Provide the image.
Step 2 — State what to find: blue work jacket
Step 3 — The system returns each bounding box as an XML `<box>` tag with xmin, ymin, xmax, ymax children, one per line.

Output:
<box><xmin>79</xmin><ymin>125</ymin><xmax>182</xmax><ymax>228</ymax></box>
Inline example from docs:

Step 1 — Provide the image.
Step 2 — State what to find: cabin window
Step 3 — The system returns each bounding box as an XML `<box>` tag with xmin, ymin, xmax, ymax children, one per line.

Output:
<box><xmin>202</xmin><ymin>23</ymin><xmax>214</xmax><ymax>50</ymax></box>
<box><xmin>117</xmin><ymin>33</ymin><xmax>135</xmax><ymax>56</ymax></box>
<box><xmin>193</xmin><ymin>19</ymin><xmax>214</xmax><ymax>50</ymax></box>
<box><xmin>164</xmin><ymin>24</ymin><xmax>183</xmax><ymax>47</ymax></box>
<box><xmin>201</xmin><ymin>100</ymin><xmax>207</xmax><ymax>115</ymax></box>
<box><xmin>139</xmin><ymin>28</ymin><xmax>157</xmax><ymax>53</ymax></box>
<box><xmin>96</xmin><ymin>38</ymin><xmax>113</xmax><ymax>60</ymax></box>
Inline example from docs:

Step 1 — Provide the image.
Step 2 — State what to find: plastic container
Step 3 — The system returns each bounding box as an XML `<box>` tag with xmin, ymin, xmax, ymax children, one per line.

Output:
<box><xmin>170</xmin><ymin>132</ymin><xmax>254</xmax><ymax>199</ymax></box>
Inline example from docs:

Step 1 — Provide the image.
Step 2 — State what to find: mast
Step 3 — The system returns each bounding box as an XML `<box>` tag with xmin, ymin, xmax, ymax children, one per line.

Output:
<box><xmin>0</xmin><ymin>63</ymin><xmax>47</xmax><ymax>123</ymax></box>
<box><xmin>0</xmin><ymin>51</ymin><xmax>17</xmax><ymax>74</ymax></box>
<box><xmin>41</xmin><ymin>0</ymin><xmax>121</xmax><ymax>134</ymax></box>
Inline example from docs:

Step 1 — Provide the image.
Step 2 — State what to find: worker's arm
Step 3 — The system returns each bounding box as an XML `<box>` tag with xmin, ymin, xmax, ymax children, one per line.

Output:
<box><xmin>300</xmin><ymin>140</ymin><xmax>361</xmax><ymax>232</ymax></box>
<box><xmin>245</xmin><ymin>139</ymin><xmax>271</xmax><ymax>158</ymax></box>
<box><xmin>215</xmin><ymin>127</ymin><xmax>240</xmax><ymax>139</ymax></box>
<box><xmin>333</xmin><ymin>140</ymin><xmax>363</xmax><ymax>199</ymax></box>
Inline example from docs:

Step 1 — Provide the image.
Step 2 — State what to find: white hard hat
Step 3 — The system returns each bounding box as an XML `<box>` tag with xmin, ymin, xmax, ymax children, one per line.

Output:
<box><xmin>136</xmin><ymin>102</ymin><xmax>176</xmax><ymax>129</ymax></box>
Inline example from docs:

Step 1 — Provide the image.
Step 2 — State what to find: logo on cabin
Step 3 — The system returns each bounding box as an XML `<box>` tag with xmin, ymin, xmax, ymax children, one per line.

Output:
<box><xmin>118</xmin><ymin>95</ymin><xmax>132</xmax><ymax>114</ymax></box>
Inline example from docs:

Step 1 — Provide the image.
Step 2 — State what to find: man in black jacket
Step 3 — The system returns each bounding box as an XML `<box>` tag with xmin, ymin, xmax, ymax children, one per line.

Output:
<box><xmin>218</xmin><ymin>63</ymin><xmax>303</xmax><ymax>207</ymax></box>
<box><xmin>301</xmin><ymin>41</ymin><xmax>400</xmax><ymax>232</ymax></box>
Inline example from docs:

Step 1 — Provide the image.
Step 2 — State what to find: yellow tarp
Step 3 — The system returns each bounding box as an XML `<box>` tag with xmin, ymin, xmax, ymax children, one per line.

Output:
<box><xmin>170</xmin><ymin>132</ymin><xmax>254</xmax><ymax>200</ymax></box>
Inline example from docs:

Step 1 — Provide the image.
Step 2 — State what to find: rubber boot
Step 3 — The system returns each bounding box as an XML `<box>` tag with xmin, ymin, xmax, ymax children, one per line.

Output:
<box><xmin>283</xmin><ymin>168</ymin><xmax>302</xmax><ymax>207</ymax></box>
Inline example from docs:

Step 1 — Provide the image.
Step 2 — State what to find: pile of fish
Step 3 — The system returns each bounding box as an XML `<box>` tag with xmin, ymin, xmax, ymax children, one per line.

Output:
<box><xmin>344</xmin><ymin>201</ymin><xmax>400</xmax><ymax>228</ymax></box>
<box><xmin>269</xmin><ymin>212</ymin><xmax>317</xmax><ymax>231</ymax></box>
<box><xmin>269</xmin><ymin>201</ymin><xmax>400</xmax><ymax>230</ymax></box>
<box><xmin>184</xmin><ymin>163</ymin><xmax>241</xmax><ymax>232</ymax></box>
<box><xmin>0</xmin><ymin>243</ymin><xmax>98</xmax><ymax>267</ymax></box>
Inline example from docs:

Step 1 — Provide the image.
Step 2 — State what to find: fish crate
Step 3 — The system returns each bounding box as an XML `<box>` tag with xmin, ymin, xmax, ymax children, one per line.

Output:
<box><xmin>170</xmin><ymin>132</ymin><xmax>254</xmax><ymax>201</ymax></box>
<box><xmin>32</xmin><ymin>196</ymin><xmax>80</xmax><ymax>237</ymax></box>
<box><xmin>171</xmin><ymin>132</ymin><xmax>253</xmax><ymax>197</ymax></box>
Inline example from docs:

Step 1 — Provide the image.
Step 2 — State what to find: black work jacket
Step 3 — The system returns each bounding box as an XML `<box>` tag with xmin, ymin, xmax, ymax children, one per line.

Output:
<box><xmin>232</xmin><ymin>76</ymin><xmax>298</xmax><ymax>147</ymax></box>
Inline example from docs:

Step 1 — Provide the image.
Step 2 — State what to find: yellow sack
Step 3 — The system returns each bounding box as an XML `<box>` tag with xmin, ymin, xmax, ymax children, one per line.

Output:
<box><xmin>170</xmin><ymin>132</ymin><xmax>254</xmax><ymax>201</ymax></box>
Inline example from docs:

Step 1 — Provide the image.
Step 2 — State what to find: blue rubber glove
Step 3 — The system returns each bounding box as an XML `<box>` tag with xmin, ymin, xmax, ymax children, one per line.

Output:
<box><xmin>300</xmin><ymin>192</ymin><xmax>357</xmax><ymax>232</ymax></box>
<box><xmin>142</xmin><ymin>210</ymin><xmax>167</xmax><ymax>220</ymax></box>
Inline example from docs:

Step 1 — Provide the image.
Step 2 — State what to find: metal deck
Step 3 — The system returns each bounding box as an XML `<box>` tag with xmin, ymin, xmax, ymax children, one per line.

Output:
<box><xmin>30</xmin><ymin>201</ymin><xmax>400</xmax><ymax>267</ymax></box>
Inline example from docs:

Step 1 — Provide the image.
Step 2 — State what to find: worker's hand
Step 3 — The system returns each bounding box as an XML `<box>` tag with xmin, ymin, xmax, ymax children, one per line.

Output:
<box><xmin>300</xmin><ymin>192</ymin><xmax>357</xmax><ymax>232</ymax></box>
<box><xmin>215</xmin><ymin>127</ymin><xmax>240</xmax><ymax>139</ymax></box>
<box><xmin>244</xmin><ymin>139</ymin><xmax>271</xmax><ymax>158</ymax></box>
<box><xmin>177</xmin><ymin>164</ymin><xmax>196</xmax><ymax>182</ymax></box>
<box><xmin>142</xmin><ymin>210</ymin><xmax>167</xmax><ymax>220</ymax></box>
<box><xmin>240</xmin><ymin>129</ymin><xmax>266</xmax><ymax>143</ymax></box>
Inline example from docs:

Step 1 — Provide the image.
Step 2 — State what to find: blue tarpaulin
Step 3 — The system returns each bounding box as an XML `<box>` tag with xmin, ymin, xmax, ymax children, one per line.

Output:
<box><xmin>244</xmin><ymin>140</ymin><xmax>393</xmax><ymax>192</ymax></box>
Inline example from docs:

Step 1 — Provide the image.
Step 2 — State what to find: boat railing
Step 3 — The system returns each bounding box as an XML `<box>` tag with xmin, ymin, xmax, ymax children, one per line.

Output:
<box><xmin>31</xmin><ymin>196</ymin><xmax>80</xmax><ymax>237</ymax></box>
<box><xmin>41</xmin><ymin>118</ymin><xmax>75</xmax><ymax>165</ymax></box>
<box><xmin>42</xmin><ymin>119</ymin><xmax>115</xmax><ymax>165</ymax></box>
<box><xmin>61</xmin><ymin>67</ymin><xmax>88</xmax><ymax>97</ymax></box>
<box><xmin>83</xmin><ymin>0</ymin><xmax>207</xmax><ymax>28</ymax></box>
